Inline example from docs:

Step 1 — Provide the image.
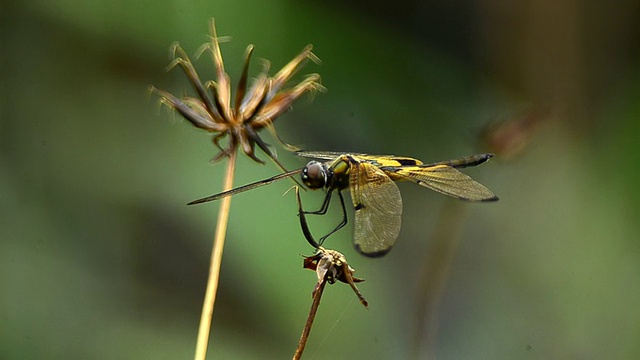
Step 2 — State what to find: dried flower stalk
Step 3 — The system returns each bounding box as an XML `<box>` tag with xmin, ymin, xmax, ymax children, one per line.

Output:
<box><xmin>151</xmin><ymin>19</ymin><xmax>321</xmax><ymax>360</ymax></box>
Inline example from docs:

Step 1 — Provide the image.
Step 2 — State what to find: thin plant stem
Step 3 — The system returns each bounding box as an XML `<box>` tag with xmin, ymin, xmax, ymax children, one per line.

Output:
<box><xmin>410</xmin><ymin>200</ymin><xmax>468</xmax><ymax>359</ymax></box>
<box><xmin>194</xmin><ymin>150</ymin><xmax>238</xmax><ymax>360</ymax></box>
<box><xmin>293</xmin><ymin>279</ymin><xmax>327</xmax><ymax>360</ymax></box>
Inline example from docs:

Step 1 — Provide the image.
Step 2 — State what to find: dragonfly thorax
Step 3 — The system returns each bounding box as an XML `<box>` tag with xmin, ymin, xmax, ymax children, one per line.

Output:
<box><xmin>301</xmin><ymin>161</ymin><xmax>330</xmax><ymax>189</ymax></box>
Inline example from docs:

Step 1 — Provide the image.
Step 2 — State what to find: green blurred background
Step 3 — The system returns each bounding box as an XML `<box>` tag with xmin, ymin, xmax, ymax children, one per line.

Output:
<box><xmin>2</xmin><ymin>1</ymin><xmax>639</xmax><ymax>359</ymax></box>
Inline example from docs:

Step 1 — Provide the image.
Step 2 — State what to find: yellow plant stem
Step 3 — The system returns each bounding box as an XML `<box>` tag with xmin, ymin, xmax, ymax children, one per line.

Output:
<box><xmin>194</xmin><ymin>150</ymin><xmax>237</xmax><ymax>360</ymax></box>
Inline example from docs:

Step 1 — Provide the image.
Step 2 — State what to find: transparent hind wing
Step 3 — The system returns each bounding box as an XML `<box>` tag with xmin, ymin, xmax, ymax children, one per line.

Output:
<box><xmin>350</xmin><ymin>162</ymin><xmax>403</xmax><ymax>257</ymax></box>
<box><xmin>389</xmin><ymin>165</ymin><xmax>498</xmax><ymax>201</ymax></box>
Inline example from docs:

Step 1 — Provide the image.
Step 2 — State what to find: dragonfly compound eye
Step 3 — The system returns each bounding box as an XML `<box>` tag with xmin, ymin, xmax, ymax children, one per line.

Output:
<box><xmin>301</xmin><ymin>161</ymin><xmax>327</xmax><ymax>189</ymax></box>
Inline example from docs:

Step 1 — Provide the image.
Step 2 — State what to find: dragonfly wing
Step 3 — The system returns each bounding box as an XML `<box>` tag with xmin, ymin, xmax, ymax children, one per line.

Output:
<box><xmin>188</xmin><ymin>168</ymin><xmax>302</xmax><ymax>205</ymax></box>
<box><xmin>387</xmin><ymin>165</ymin><xmax>498</xmax><ymax>201</ymax></box>
<box><xmin>350</xmin><ymin>162</ymin><xmax>403</xmax><ymax>257</ymax></box>
<box><xmin>294</xmin><ymin>150</ymin><xmax>345</xmax><ymax>161</ymax></box>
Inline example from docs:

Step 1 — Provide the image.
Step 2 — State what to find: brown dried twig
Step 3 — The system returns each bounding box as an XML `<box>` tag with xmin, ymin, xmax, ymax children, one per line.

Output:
<box><xmin>293</xmin><ymin>248</ymin><xmax>368</xmax><ymax>360</ymax></box>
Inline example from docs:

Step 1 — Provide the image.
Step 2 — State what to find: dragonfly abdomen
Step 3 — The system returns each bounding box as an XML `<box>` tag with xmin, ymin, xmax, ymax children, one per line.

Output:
<box><xmin>424</xmin><ymin>153</ymin><xmax>494</xmax><ymax>169</ymax></box>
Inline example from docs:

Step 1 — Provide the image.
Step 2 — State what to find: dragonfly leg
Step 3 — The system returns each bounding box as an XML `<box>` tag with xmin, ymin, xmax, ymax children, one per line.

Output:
<box><xmin>318</xmin><ymin>191</ymin><xmax>348</xmax><ymax>245</ymax></box>
<box><xmin>302</xmin><ymin>189</ymin><xmax>333</xmax><ymax>215</ymax></box>
<box><xmin>295</xmin><ymin>187</ymin><xmax>321</xmax><ymax>249</ymax></box>
<box><xmin>297</xmin><ymin>189</ymin><xmax>349</xmax><ymax>247</ymax></box>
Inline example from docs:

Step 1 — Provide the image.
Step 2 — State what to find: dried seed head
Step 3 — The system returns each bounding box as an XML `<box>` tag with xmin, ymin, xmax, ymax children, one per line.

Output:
<box><xmin>152</xmin><ymin>19</ymin><xmax>323</xmax><ymax>170</ymax></box>
<box><xmin>303</xmin><ymin>247</ymin><xmax>368</xmax><ymax>308</ymax></box>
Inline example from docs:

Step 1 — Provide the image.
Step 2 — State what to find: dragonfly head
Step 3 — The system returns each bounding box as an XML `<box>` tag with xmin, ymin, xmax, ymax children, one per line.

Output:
<box><xmin>301</xmin><ymin>161</ymin><xmax>328</xmax><ymax>189</ymax></box>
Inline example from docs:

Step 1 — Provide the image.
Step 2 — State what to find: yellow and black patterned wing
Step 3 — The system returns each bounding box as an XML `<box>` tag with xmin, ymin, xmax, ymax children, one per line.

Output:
<box><xmin>349</xmin><ymin>161</ymin><xmax>403</xmax><ymax>257</ymax></box>
<box><xmin>386</xmin><ymin>165</ymin><xmax>498</xmax><ymax>201</ymax></box>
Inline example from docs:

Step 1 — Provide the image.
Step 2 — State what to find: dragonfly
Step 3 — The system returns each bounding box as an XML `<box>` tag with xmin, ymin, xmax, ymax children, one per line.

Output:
<box><xmin>189</xmin><ymin>151</ymin><xmax>498</xmax><ymax>257</ymax></box>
